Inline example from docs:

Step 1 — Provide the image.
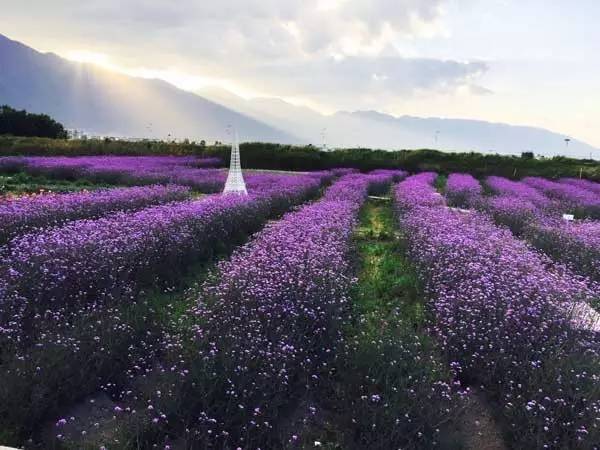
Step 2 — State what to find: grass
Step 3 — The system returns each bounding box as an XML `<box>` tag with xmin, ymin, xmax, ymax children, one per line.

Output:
<box><xmin>0</xmin><ymin>171</ymin><xmax>116</xmax><ymax>195</ymax></box>
<box><xmin>353</xmin><ymin>199</ymin><xmax>424</xmax><ymax>323</ymax></box>
<box><xmin>435</xmin><ymin>173</ymin><xmax>448</xmax><ymax>193</ymax></box>
<box><xmin>292</xmin><ymin>198</ymin><xmax>465</xmax><ymax>449</ymax></box>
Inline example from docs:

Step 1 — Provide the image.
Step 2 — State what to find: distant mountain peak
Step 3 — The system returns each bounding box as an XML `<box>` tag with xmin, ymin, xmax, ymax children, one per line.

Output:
<box><xmin>0</xmin><ymin>34</ymin><xmax>302</xmax><ymax>143</ymax></box>
<box><xmin>1</xmin><ymin>34</ymin><xmax>597</xmax><ymax>158</ymax></box>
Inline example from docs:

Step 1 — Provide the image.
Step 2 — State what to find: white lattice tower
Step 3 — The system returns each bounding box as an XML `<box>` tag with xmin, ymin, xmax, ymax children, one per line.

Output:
<box><xmin>223</xmin><ymin>129</ymin><xmax>247</xmax><ymax>195</ymax></box>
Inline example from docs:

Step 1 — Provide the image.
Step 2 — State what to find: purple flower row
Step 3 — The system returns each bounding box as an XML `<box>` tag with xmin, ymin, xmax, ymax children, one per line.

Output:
<box><xmin>365</xmin><ymin>170</ymin><xmax>408</xmax><ymax>194</ymax></box>
<box><xmin>486</xmin><ymin>175</ymin><xmax>552</xmax><ymax>208</ymax></box>
<box><xmin>0</xmin><ymin>173</ymin><xmax>325</xmax><ymax>348</ymax></box>
<box><xmin>445</xmin><ymin>173</ymin><xmax>482</xmax><ymax>208</ymax></box>
<box><xmin>109</xmin><ymin>174</ymin><xmax>385</xmax><ymax>447</ymax></box>
<box><xmin>452</xmin><ymin>174</ymin><xmax>600</xmax><ymax>284</ymax></box>
<box><xmin>0</xmin><ymin>185</ymin><xmax>190</xmax><ymax>245</ymax></box>
<box><xmin>526</xmin><ymin>218</ymin><xmax>600</xmax><ymax>284</ymax></box>
<box><xmin>330</xmin><ymin>167</ymin><xmax>359</xmax><ymax>177</ymax></box>
<box><xmin>0</xmin><ymin>156</ymin><xmax>227</xmax><ymax>192</ymax></box>
<box><xmin>561</xmin><ymin>177</ymin><xmax>600</xmax><ymax>196</ymax></box>
<box><xmin>522</xmin><ymin>176</ymin><xmax>600</xmax><ymax>219</ymax></box>
<box><xmin>450</xmin><ymin>174</ymin><xmax>543</xmax><ymax>235</ymax></box>
<box><xmin>394</xmin><ymin>172</ymin><xmax>444</xmax><ymax>211</ymax></box>
<box><xmin>394</xmin><ymin>174</ymin><xmax>600</xmax><ymax>447</ymax></box>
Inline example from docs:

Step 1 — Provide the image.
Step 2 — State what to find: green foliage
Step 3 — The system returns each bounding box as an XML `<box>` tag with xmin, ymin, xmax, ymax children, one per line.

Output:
<box><xmin>0</xmin><ymin>172</ymin><xmax>114</xmax><ymax>195</ymax></box>
<box><xmin>0</xmin><ymin>105</ymin><xmax>68</xmax><ymax>139</ymax></box>
<box><xmin>0</xmin><ymin>135</ymin><xmax>207</xmax><ymax>157</ymax></box>
<box><xmin>1</xmin><ymin>136</ymin><xmax>597</xmax><ymax>181</ymax></box>
<box><xmin>435</xmin><ymin>174</ymin><xmax>447</xmax><ymax>193</ymax></box>
<box><xmin>206</xmin><ymin>144</ymin><xmax>599</xmax><ymax>181</ymax></box>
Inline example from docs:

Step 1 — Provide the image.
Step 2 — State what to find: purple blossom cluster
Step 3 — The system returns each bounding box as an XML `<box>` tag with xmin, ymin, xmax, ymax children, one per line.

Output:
<box><xmin>366</xmin><ymin>169</ymin><xmax>408</xmax><ymax>182</ymax></box>
<box><xmin>365</xmin><ymin>170</ymin><xmax>408</xmax><ymax>194</ymax></box>
<box><xmin>448</xmin><ymin>174</ymin><xmax>543</xmax><ymax>235</ymax></box>
<box><xmin>561</xmin><ymin>177</ymin><xmax>600</xmax><ymax>196</ymax></box>
<box><xmin>526</xmin><ymin>218</ymin><xmax>600</xmax><ymax>283</ymax></box>
<box><xmin>107</xmin><ymin>174</ymin><xmax>382</xmax><ymax>447</ymax></box>
<box><xmin>455</xmin><ymin>174</ymin><xmax>600</xmax><ymax>283</ymax></box>
<box><xmin>0</xmin><ymin>174</ymin><xmax>324</xmax><ymax>349</ymax></box>
<box><xmin>0</xmin><ymin>156</ymin><xmax>227</xmax><ymax>192</ymax></box>
<box><xmin>394</xmin><ymin>174</ymin><xmax>600</xmax><ymax>448</ymax></box>
<box><xmin>445</xmin><ymin>173</ymin><xmax>482</xmax><ymax>208</ymax></box>
<box><xmin>394</xmin><ymin>172</ymin><xmax>444</xmax><ymax>211</ymax></box>
<box><xmin>0</xmin><ymin>185</ymin><xmax>190</xmax><ymax>245</ymax></box>
<box><xmin>486</xmin><ymin>175</ymin><xmax>552</xmax><ymax>208</ymax></box>
<box><xmin>482</xmin><ymin>175</ymin><xmax>560</xmax><ymax>236</ymax></box>
<box><xmin>330</xmin><ymin>167</ymin><xmax>359</xmax><ymax>177</ymax></box>
<box><xmin>485</xmin><ymin>194</ymin><xmax>540</xmax><ymax>235</ymax></box>
<box><xmin>523</xmin><ymin>176</ymin><xmax>600</xmax><ymax>218</ymax></box>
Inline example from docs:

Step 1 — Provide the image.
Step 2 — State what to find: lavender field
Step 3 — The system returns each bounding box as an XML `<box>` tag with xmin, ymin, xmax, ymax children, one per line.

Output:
<box><xmin>0</xmin><ymin>156</ymin><xmax>598</xmax><ymax>449</ymax></box>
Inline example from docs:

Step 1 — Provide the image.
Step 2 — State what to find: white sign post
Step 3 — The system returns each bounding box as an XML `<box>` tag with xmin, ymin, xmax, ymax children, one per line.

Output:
<box><xmin>562</xmin><ymin>213</ymin><xmax>574</xmax><ymax>230</ymax></box>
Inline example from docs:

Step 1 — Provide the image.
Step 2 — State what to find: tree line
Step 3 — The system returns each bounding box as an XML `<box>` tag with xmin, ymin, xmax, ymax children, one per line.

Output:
<box><xmin>0</xmin><ymin>106</ymin><xmax>597</xmax><ymax>181</ymax></box>
<box><xmin>0</xmin><ymin>105</ymin><xmax>68</xmax><ymax>139</ymax></box>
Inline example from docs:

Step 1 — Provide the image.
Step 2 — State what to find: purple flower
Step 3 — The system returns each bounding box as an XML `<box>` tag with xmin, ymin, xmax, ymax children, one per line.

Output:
<box><xmin>0</xmin><ymin>184</ymin><xmax>190</xmax><ymax>245</ymax></box>
<box><xmin>394</xmin><ymin>174</ymin><xmax>600</xmax><ymax>447</ymax></box>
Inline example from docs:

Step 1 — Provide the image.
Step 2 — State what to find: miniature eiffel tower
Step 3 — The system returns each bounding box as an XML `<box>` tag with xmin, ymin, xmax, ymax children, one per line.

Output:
<box><xmin>223</xmin><ymin>129</ymin><xmax>247</xmax><ymax>195</ymax></box>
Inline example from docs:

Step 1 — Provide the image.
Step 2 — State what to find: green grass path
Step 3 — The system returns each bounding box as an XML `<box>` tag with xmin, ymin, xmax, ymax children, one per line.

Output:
<box><xmin>294</xmin><ymin>198</ymin><xmax>464</xmax><ymax>449</ymax></box>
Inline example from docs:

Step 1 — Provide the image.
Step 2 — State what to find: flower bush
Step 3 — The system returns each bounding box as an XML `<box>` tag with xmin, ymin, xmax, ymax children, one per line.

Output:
<box><xmin>561</xmin><ymin>177</ymin><xmax>600</xmax><ymax>196</ymax></box>
<box><xmin>0</xmin><ymin>184</ymin><xmax>190</xmax><ymax>245</ymax></box>
<box><xmin>0</xmin><ymin>174</ymin><xmax>324</xmax><ymax>348</ymax></box>
<box><xmin>445</xmin><ymin>173</ymin><xmax>482</xmax><ymax>208</ymax></box>
<box><xmin>394</xmin><ymin>174</ymin><xmax>600</xmax><ymax>448</ymax></box>
<box><xmin>525</xmin><ymin>217</ymin><xmax>600</xmax><ymax>284</ymax></box>
<box><xmin>394</xmin><ymin>172</ymin><xmax>444</xmax><ymax>211</ymax></box>
<box><xmin>523</xmin><ymin>176</ymin><xmax>600</xmax><ymax>219</ymax></box>
<box><xmin>0</xmin><ymin>156</ymin><xmax>226</xmax><ymax>192</ymax></box>
<box><xmin>0</xmin><ymin>173</ymin><xmax>328</xmax><ymax>442</ymax></box>
<box><xmin>486</xmin><ymin>175</ymin><xmax>552</xmax><ymax>209</ymax></box>
<box><xmin>96</xmin><ymin>174</ymin><xmax>384</xmax><ymax>448</ymax></box>
<box><xmin>365</xmin><ymin>170</ymin><xmax>408</xmax><ymax>194</ymax></box>
<box><xmin>455</xmin><ymin>174</ymin><xmax>600</xmax><ymax>284</ymax></box>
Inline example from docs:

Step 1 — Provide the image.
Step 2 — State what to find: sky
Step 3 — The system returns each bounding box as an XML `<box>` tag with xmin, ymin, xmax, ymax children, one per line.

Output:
<box><xmin>2</xmin><ymin>0</ymin><xmax>599</xmax><ymax>147</ymax></box>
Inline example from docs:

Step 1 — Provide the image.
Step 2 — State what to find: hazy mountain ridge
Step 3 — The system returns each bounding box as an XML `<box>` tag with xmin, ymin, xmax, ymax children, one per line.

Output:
<box><xmin>199</xmin><ymin>88</ymin><xmax>598</xmax><ymax>158</ymax></box>
<box><xmin>0</xmin><ymin>34</ymin><xmax>300</xmax><ymax>143</ymax></box>
<box><xmin>1</xmin><ymin>33</ymin><xmax>598</xmax><ymax>159</ymax></box>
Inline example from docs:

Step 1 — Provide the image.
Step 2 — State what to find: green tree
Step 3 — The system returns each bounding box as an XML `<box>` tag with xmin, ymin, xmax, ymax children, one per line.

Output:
<box><xmin>0</xmin><ymin>105</ymin><xmax>68</xmax><ymax>139</ymax></box>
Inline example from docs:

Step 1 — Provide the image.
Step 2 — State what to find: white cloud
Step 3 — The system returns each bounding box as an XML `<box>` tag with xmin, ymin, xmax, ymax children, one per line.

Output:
<box><xmin>1</xmin><ymin>0</ymin><xmax>486</xmax><ymax>109</ymax></box>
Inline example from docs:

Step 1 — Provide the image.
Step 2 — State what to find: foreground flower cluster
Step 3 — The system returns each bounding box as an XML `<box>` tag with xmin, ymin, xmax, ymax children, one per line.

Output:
<box><xmin>0</xmin><ymin>156</ymin><xmax>226</xmax><ymax>192</ymax></box>
<box><xmin>0</xmin><ymin>172</ymin><xmax>330</xmax><ymax>441</ymax></box>
<box><xmin>0</xmin><ymin>184</ymin><xmax>190</xmax><ymax>245</ymax></box>
<box><xmin>96</xmin><ymin>174</ymin><xmax>387</xmax><ymax>448</ymax></box>
<box><xmin>396</xmin><ymin>174</ymin><xmax>600</xmax><ymax>448</ymax></box>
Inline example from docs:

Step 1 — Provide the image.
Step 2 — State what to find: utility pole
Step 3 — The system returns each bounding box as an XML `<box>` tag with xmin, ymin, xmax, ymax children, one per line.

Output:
<box><xmin>321</xmin><ymin>128</ymin><xmax>328</xmax><ymax>152</ymax></box>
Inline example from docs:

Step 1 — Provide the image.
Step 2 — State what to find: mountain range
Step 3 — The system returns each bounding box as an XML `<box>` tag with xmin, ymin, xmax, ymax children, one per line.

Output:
<box><xmin>1</xmin><ymin>33</ymin><xmax>597</xmax><ymax>159</ymax></box>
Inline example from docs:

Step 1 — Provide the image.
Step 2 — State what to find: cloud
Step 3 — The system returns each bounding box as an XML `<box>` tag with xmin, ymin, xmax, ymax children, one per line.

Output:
<box><xmin>245</xmin><ymin>56</ymin><xmax>488</xmax><ymax>99</ymax></box>
<box><xmin>2</xmin><ymin>0</ymin><xmax>488</xmax><ymax>108</ymax></box>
